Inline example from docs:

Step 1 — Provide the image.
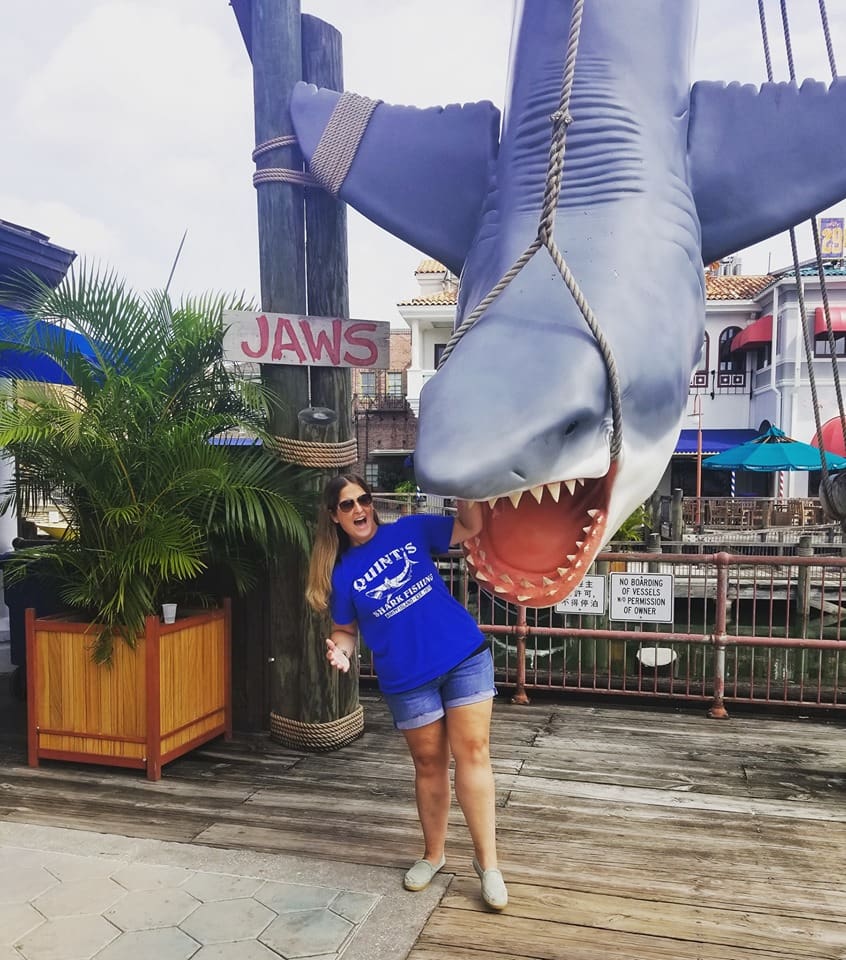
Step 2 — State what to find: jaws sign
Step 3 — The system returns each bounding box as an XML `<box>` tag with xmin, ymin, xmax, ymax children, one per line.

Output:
<box><xmin>223</xmin><ymin>311</ymin><xmax>390</xmax><ymax>368</ymax></box>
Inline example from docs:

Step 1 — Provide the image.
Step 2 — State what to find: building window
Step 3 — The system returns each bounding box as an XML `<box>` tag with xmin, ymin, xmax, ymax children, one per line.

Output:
<box><xmin>718</xmin><ymin>326</ymin><xmax>742</xmax><ymax>373</ymax></box>
<box><xmin>365</xmin><ymin>462</ymin><xmax>379</xmax><ymax>487</ymax></box>
<box><xmin>716</xmin><ymin>326</ymin><xmax>746</xmax><ymax>392</ymax></box>
<box><xmin>433</xmin><ymin>343</ymin><xmax>447</xmax><ymax>368</ymax></box>
<box><xmin>690</xmin><ymin>332</ymin><xmax>709</xmax><ymax>389</ymax></box>
<box><xmin>755</xmin><ymin>344</ymin><xmax>772</xmax><ymax>370</ymax></box>
<box><xmin>386</xmin><ymin>371</ymin><xmax>403</xmax><ymax>396</ymax></box>
<box><xmin>360</xmin><ymin>371</ymin><xmax>376</xmax><ymax>396</ymax></box>
<box><xmin>815</xmin><ymin>335</ymin><xmax>846</xmax><ymax>358</ymax></box>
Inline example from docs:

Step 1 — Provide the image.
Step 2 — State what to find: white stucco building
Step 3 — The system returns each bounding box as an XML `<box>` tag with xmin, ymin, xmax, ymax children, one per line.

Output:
<box><xmin>396</xmin><ymin>253</ymin><xmax>846</xmax><ymax>501</ymax></box>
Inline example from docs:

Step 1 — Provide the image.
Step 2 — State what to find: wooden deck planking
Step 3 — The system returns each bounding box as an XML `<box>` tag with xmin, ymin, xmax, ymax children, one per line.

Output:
<box><xmin>2</xmin><ymin>691</ymin><xmax>846</xmax><ymax>957</ymax></box>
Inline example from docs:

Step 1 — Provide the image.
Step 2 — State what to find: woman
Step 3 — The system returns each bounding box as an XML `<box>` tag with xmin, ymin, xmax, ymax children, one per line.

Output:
<box><xmin>306</xmin><ymin>474</ymin><xmax>507</xmax><ymax>910</ymax></box>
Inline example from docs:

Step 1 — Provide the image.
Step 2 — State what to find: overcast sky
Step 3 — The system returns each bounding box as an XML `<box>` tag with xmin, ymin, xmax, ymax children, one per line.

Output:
<box><xmin>1</xmin><ymin>1</ymin><xmax>844</xmax><ymax>326</ymax></box>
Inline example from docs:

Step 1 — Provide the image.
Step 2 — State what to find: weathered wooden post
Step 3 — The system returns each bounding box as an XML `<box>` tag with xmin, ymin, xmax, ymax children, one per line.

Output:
<box><xmin>670</xmin><ymin>487</ymin><xmax>684</xmax><ymax>542</ymax></box>
<box><xmin>234</xmin><ymin>0</ymin><xmax>363</xmax><ymax>747</ymax></box>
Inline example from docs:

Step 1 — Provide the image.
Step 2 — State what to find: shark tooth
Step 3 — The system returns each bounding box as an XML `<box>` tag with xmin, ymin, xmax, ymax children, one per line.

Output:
<box><xmin>494</xmin><ymin>586</ymin><xmax>508</xmax><ymax>594</ymax></box>
<box><xmin>583</xmin><ymin>526</ymin><xmax>592</xmax><ymax>534</ymax></box>
<box><xmin>487</xmin><ymin>498</ymin><xmax>498</xmax><ymax>509</ymax></box>
<box><xmin>565</xmin><ymin>479</ymin><xmax>577</xmax><ymax>496</ymax></box>
<box><xmin>465</xmin><ymin>554</ymin><xmax>477</xmax><ymax>567</ymax></box>
<box><xmin>500</xmin><ymin>574</ymin><xmax>514</xmax><ymax>584</ymax></box>
<box><xmin>577</xmin><ymin>478</ymin><xmax>586</xmax><ymax>487</ymax></box>
<box><xmin>576</xmin><ymin>540</ymin><xmax>584</xmax><ymax>549</ymax></box>
<box><xmin>520</xmin><ymin>578</ymin><xmax>535</xmax><ymax>588</ymax></box>
<box><xmin>557</xmin><ymin>567</ymin><xmax>569</xmax><ymax>576</ymax></box>
<box><xmin>587</xmin><ymin>508</ymin><xmax>600</xmax><ymax>518</ymax></box>
<box><xmin>542</xmin><ymin>576</ymin><xmax>555</xmax><ymax>585</ymax></box>
<box><xmin>476</xmin><ymin>571</ymin><xmax>490</xmax><ymax>582</ymax></box>
<box><xmin>530</xmin><ymin>485</ymin><xmax>544</xmax><ymax>503</ymax></box>
<box><xmin>548</xmin><ymin>481</ymin><xmax>561</xmax><ymax>502</ymax></box>
<box><xmin>567</xmin><ymin>554</ymin><xmax>576</xmax><ymax>562</ymax></box>
<box><xmin>517</xmin><ymin>594</ymin><xmax>532</xmax><ymax>601</ymax></box>
<box><xmin>509</xmin><ymin>490</ymin><xmax>523</xmax><ymax>509</ymax></box>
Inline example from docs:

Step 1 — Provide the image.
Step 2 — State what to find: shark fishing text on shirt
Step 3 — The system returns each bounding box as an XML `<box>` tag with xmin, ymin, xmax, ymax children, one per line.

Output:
<box><xmin>353</xmin><ymin>542</ymin><xmax>435</xmax><ymax>620</ymax></box>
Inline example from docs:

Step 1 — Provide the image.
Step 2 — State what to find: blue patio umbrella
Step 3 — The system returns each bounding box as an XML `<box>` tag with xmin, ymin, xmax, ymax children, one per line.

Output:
<box><xmin>0</xmin><ymin>306</ymin><xmax>98</xmax><ymax>385</ymax></box>
<box><xmin>702</xmin><ymin>425</ymin><xmax>846</xmax><ymax>472</ymax></box>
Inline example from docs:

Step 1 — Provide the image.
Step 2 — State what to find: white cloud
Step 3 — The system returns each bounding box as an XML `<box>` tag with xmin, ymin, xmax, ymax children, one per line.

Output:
<box><xmin>2</xmin><ymin>0</ymin><xmax>844</xmax><ymax>321</ymax></box>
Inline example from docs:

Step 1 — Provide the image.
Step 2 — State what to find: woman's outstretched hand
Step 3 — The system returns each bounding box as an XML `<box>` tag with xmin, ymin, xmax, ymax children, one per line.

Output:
<box><xmin>326</xmin><ymin>637</ymin><xmax>351</xmax><ymax>673</ymax></box>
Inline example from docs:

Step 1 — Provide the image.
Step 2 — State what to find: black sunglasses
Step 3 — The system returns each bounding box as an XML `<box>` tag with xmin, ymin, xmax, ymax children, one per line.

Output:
<box><xmin>335</xmin><ymin>493</ymin><xmax>373</xmax><ymax>513</ymax></box>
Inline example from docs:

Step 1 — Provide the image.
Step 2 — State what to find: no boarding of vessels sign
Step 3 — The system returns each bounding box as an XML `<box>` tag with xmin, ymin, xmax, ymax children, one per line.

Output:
<box><xmin>609</xmin><ymin>573</ymin><xmax>674</xmax><ymax>623</ymax></box>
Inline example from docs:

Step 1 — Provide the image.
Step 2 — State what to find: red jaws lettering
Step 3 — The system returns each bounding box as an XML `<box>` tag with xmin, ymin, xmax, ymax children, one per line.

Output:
<box><xmin>240</xmin><ymin>314</ymin><xmax>269</xmax><ymax>358</ymax></box>
<box><xmin>272</xmin><ymin>317</ymin><xmax>307</xmax><ymax>363</ymax></box>
<box><xmin>299</xmin><ymin>319</ymin><xmax>342</xmax><ymax>365</ymax></box>
<box><xmin>240</xmin><ymin>315</ymin><xmax>379</xmax><ymax>366</ymax></box>
<box><xmin>343</xmin><ymin>322</ymin><xmax>379</xmax><ymax>366</ymax></box>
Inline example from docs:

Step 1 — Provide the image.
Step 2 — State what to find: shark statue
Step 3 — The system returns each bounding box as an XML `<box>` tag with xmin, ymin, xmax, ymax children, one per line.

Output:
<box><xmin>290</xmin><ymin>0</ymin><xmax>846</xmax><ymax>607</ymax></box>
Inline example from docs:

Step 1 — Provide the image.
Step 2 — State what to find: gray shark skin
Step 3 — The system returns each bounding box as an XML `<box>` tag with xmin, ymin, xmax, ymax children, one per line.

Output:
<box><xmin>291</xmin><ymin>0</ymin><xmax>846</xmax><ymax>607</ymax></box>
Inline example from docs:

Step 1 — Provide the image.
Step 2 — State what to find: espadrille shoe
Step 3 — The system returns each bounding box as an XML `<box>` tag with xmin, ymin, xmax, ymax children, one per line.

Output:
<box><xmin>403</xmin><ymin>855</ymin><xmax>446</xmax><ymax>891</ymax></box>
<box><xmin>472</xmin><ymin>857</ymin><xmax>508</xmax><ymax>910</ymax></box>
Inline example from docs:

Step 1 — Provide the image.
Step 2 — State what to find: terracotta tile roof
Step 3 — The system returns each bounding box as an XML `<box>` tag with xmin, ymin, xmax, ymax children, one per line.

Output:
<box><xmin>706</xmin><ymin>274</ymin><xmax>772</xmax><ymax>300</ymax></box>
<box><xmin>398</xmin><ymin>290</ymin><xmax>459</xmax><ymax>307</ymax></box>
<box><xmin>400</xmin><ymin>272</ymin><xmax>775</xmax><ymax>307</ymax></box>
<box><xmin>415</xmin><ymin>258</ymin><xmax>448</xmax><ymax>274</ymax></box>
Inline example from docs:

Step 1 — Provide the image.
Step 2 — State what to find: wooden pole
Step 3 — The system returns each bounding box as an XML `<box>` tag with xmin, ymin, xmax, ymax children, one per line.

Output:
<box><xmin>300</xmin><ymin>14</ymin><xmax>360</xmax><ymax>722</ymax></box>
<box><xmin>247</xmin><ymin>1</ymin><xmax>358</xmax><ymax>731</ymax></box>
<box><xmin>250</xmin><ymin>0</ymin><xmax>310</xmax><ymax>724</ymax></box>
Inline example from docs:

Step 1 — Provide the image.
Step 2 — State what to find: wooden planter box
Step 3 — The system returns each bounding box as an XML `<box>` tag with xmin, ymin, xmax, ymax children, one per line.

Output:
<box><xmin>25</xmin><ymin>600</ymin><xmax>232</xmax><ymax>780</ymax></box>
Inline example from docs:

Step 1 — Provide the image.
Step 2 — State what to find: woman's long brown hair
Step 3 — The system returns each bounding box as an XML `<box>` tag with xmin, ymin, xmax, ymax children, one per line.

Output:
<box><xmin>305</xmin><ymin>474</ymin><xmax>380</xmax><ymax>612</ymax></box>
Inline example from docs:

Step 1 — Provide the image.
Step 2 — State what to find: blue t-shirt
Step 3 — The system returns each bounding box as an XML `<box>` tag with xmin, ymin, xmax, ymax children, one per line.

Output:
<box><xmin>330</xmin><ymin>515</ymin><xmax>485</xmax><ymax>693</ymax></box>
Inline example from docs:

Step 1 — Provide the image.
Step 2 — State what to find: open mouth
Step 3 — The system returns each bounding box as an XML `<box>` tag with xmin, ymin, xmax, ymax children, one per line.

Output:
<box><xmin>463</xmin><ymin>463</ymin><xmax>616</xmax><ymax>606</ymax></box>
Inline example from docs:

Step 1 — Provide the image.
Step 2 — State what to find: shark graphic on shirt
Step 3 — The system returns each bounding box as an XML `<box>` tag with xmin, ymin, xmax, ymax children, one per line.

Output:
<box><xmin>364</xmin><ymin>549</ymin><xmax>419</xmax><ymax>601</ymax></box>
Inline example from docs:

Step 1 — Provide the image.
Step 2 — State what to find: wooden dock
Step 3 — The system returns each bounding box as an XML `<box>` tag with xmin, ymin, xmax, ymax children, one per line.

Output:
<box><xmin>2</xmin><ymin>687</ymin><xmax>846</xmax><ymax>959</ymax></box>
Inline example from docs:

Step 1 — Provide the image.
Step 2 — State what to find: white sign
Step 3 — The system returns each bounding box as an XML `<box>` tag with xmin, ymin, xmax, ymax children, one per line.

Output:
<box><xmin>222</xmin><ymin>311</ymin><xmax>390</xmax><ymax>368</ymax></box>
<box><xmin>610</xmin><ymin>573</ymin><xmax>674</xmax><ymax>622</ymax></box>
<box><xmin>554</xmin><ymin>576</ymin><xmax>606</xmax><ymax>615</ymax></box>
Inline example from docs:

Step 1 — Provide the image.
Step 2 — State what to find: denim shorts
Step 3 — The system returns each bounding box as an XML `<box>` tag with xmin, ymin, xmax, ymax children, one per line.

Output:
<box><xmin>382</xmin><ymin>647</ymin><xmax>497</xmax><ymax>731</ymax></box>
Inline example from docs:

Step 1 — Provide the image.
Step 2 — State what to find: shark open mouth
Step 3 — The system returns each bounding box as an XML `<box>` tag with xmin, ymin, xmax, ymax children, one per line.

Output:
<box><xmin>463</xmin><ymin>463</ymin><xmax>617</xmax><ymax>607</ymax></box>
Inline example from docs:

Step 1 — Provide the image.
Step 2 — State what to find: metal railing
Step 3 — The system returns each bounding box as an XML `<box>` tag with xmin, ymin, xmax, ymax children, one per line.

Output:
<box><xmin>357</xmin><ymin>542</ymin><xmax>846</xmax><ymax>716</ymax></box>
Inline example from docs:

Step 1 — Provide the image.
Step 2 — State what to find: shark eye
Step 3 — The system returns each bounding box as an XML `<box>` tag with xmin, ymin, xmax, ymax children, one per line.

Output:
<box><xmin>564</xmin><ymin>420</ymin><xmax>580</xmax><ymax>437</ymax></box>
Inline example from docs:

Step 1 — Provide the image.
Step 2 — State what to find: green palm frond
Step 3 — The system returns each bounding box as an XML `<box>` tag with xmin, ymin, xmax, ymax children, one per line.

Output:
<box><xmin>0</xmin><ymin>261</ymin><xmax>313</xmax><ymax>659</ymax></box>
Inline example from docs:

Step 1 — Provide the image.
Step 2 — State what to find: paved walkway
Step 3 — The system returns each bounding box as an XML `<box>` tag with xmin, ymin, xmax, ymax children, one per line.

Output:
<box><xmin>0</xmin><ymin>823</ymin><xmax>447</xmax><ymax>960</ymax></box>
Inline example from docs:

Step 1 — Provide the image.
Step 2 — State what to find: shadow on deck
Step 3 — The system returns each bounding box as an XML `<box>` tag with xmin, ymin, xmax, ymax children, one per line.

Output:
<box><xmin>2</xmin><ymin>677</ymin><xmax>846</xmax><ymax>959</ymax></box>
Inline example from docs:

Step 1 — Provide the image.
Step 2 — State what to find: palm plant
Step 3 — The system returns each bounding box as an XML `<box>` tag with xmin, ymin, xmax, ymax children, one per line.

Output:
<box><xmin>0</xmin><ymin>263</ymin><xmax>311</xmax><ymax>661</ymax></box>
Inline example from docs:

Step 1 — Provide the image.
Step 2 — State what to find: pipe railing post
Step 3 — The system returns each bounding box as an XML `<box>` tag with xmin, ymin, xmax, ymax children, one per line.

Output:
<box><xmin>708</xmin><ymin>552</ymin><xmax>730</xmax><ymax>719</ymax></box>
<box><xmin>511</xmin><ymin>605</ymin><xmax>530</xmax><ymax>705</ymax></box>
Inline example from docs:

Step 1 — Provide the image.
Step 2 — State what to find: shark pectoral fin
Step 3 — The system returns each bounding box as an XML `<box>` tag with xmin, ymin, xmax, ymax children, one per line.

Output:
<box><xmin>689</xmin><ymin>78</ymin><xmax>846</xmax><ymax>265</ymax></box>
<box><xmin>291</xmin><ymin>82</ymin><xmax>500</xmax><ymax>275</ymax></box>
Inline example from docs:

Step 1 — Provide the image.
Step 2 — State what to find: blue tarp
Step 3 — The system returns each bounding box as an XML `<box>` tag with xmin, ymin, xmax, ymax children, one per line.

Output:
<box><xmin>675</xmin><ymin>428</ymin><xmax>758</xmax><ymax>456</ymax></box>
<box><xmin>0</xmin><ymin>306</ymin><xmax>97</xmax><ymax>385</ymax></box>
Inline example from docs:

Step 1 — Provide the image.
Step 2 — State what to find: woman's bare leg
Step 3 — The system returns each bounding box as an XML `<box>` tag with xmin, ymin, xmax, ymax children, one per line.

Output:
<box><xmin>403</xmin><ymin>717</ymin><xmax>451</xmax><ymax>862</ymax></box>
<box><xmin>445</xmin><ymin>699</ymin><xmax>498</xmax><ymax>869</ymax></box>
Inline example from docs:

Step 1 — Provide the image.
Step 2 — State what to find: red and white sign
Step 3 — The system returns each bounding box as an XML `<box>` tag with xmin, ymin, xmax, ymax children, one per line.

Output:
<box><xmin>223</xmin><ymin>311</ymin><xmax>390</xmax><ymax>368</ymax></box>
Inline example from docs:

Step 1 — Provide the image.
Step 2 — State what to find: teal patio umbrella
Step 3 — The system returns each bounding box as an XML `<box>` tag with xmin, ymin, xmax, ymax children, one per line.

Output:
<box><xmin>702</xmin><ymin>426</ymin><xmax>846</xmax><ymax>472</ymax></box>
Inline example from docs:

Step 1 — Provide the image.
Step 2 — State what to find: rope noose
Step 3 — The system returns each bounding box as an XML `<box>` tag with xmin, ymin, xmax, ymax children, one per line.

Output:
<box><xmin>436</xmin><ymin>0</ymin><xmax>624</xmax><ymax>462</ymax></box>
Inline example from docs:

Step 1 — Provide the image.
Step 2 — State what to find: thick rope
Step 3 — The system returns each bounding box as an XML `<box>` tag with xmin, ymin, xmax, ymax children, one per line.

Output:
<box><xmin>436</xmin><ymin>0</ymin><xmax>623</xmax><ymax>460</ymax></box>
<box><xmin>309</xmin><ymin>92</ymin><xmax>382</xmax><ymax>196</ymax></box>
<box><xmin>760</xmin><ymin>1</ymin><xmax>838</xmax><ymax>492</ymax></box>
<box><xmin>818</xmin><ymin>0</ymin><xmax>838</xmax><ymax>78</ymax></box>
<box><xmin>273</xmin><ymin>437</ymin><xmax>358</xmax><ymax>469</ymax></box>
<box><xmin>757</xmin><ymin>0</ymin><xmax>774</xmax><ymax>80</ymax></box>
<box><xmin>252</xmin><ymin>133</ymin><xmax>318</xmax><ymax>189</ymax></box>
